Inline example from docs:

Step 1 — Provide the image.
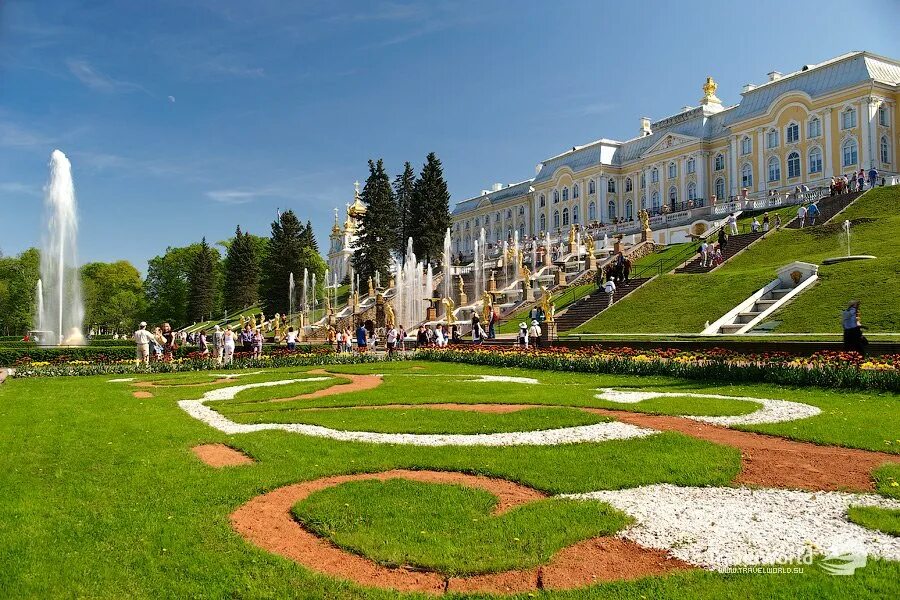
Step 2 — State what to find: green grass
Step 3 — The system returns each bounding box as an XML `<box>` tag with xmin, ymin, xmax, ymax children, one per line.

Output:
<box><xmin>592</xmin><ymin>395</ymin><xmax>758</xmax><ymax>417</ymax></box>
<box><xmin>574</xmin><ymin>187</ymin><xmax>900</xmax><ymax>334</ymax></box>
<box><xmin>292</xmin><ymin>478</ymin><xmax>628</xmax><ymax>576</ymax></box>
<box><xmin>847</xmin><ymin>506</ymin><xmax>900</xmax><ymax>536</ymax></box>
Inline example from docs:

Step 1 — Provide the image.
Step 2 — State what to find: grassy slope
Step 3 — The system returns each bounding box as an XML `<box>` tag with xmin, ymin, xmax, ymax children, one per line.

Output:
<box><xmin>497</xmin><ymin>283</ymin><xmax>596</xmax><ymax>334</ymax></box>
<box><xmin>573</xmin><ymin>187</ymin><xmax>900</xmax><ymax>334</ymax></box>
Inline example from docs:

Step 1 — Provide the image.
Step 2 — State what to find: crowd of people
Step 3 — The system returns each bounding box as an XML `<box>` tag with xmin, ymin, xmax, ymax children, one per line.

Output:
<box><xmin>131</xmin><ymin>320</ymin><xmax>287</xmax><ymax>366</ymax></box>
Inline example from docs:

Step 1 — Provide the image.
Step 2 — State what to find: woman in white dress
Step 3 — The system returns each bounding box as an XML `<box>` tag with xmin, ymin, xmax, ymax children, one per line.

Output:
<box><xmin>223</xmin><ymin>326</ymin><xmax>236</xmax><ymax>365</ymax></box>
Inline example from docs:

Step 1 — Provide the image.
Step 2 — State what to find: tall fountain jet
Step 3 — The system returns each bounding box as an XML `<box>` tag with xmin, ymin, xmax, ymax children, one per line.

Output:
<box><xmin>36</xmin><ymin>150</ymin><xmax>84</xmax><ymax>345</ymax></box>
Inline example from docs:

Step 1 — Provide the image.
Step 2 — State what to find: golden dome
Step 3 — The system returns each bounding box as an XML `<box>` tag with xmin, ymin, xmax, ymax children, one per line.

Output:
<box><xmin>347</xmin><ymin>181</ymin><xmax>366</xmax><ymax>218</ymax></box>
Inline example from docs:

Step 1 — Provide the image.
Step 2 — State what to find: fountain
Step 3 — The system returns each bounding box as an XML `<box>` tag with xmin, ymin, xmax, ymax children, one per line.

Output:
<box><xmin>442</xmin><ymin>229</ymin><xmax>452</xmax><ymax>312</ymax></box>
<box><xmin>472</xmin><ymin>239</ymin><xmax>482</xmax><ymax>302</ymax></box>
<box><xmin>288</xmin><ymin>272</ymin><xmax>295</xmax><ymax>327</ymax></box>
<box><xmin>393</xmin><ymin>238</ymin><xmax>429</xmax><ymax>326</ymax></box>
<box><xmin>34</xmin><ymin>150</ymin><xmax>84</xmax><ymax>345</ymax></box>
<box><xmin>822</xmin><ymin>220</ymin><xmax>876</xmax><ymax>265</ymax></box>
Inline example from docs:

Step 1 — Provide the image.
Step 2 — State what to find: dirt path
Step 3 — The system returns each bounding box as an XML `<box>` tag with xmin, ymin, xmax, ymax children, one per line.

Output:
<box><xmin>266</xmin><ymin>369</ymin><xmax>383</xmax><ymax>403</ymax></box>
<box><xmin>588</xmin><ymin>408</ymin><xmax>900</xmax><ymax>492</ymax></box>
<box><xmin>192</xmin><ymin>443</ymin><xmax>255</xmax><ymax>467</ymax></box>
<box><xmin>230</xmin><ymin>469</ymin><xmax>688</xmax><ymax>595</ymax></box>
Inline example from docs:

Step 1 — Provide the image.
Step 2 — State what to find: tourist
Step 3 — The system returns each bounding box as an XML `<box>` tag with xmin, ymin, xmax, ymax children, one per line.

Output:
<box><xmin>517</xmin><ymin>321</ymin><xmax>529</xmax><ymax>348</ymax></box>
<box><xmin>528</xmin><ymin>319</ymin><xmax>542</xmax><ymax>349</ymax></box>
<box><xmin>252</xmin><ymin>328</ymin><xmax>263</xmax><ymax>359</ymax></box>
<box><xmin>842</xmin><ymin>300</ymin><xmax>867</xmax><ymax>356</ymax></box>
<box><xmin>488</xmin><ymin>307</ymin><xmax>498</xmax><ymax>339</ymax></box>
<box><xmin>713</xmin><ymin>246</ymin><xmax>724</xmax><ymax>266</ymax></box>
<box><xmin>161</xmin><ymin>322</ymin><xmax>175</xmax><ymax>361</ymax></box>
<box><xmin>774</xmin><ymin>213</ymin><xmax>782</xmax><ymax>230</ymax></box>
<box><xmin>433</xmin><ymin>325</ymin><xmax>445</xmax><ymax>348</ymax></box>
<box><xmin>417</xmin><ymin>324</ymin><xmax>428</xmax><ymax>347</ymax></box>
<box><xmin>471</xmin><ymin>316</ymin><xmax>486</xmax><ymax>345</ymax></box>
<box><xmin>335</xmin><ymin>328</ymin><xmax>343</xmax><ymax>353</ymax></box>
<box><xmin>762</xmin><ymin>212</ymin><xmax>770</xmax><ymax>232</ymax></box>
<box><xmin>717</xmin><ymin>227</ymin><xmax>727</xmax><ymax>253</ymax></box>
<box><xmin>700</xmin><ymin>241</ymin><xmax>709</xmax><ymax>267</ymax></box>
<box><xmin>213</xmin><ymin>325</ymin><xmax>224</xmax><ymax>364</ymax></box>
<box><xmin>829</xmin><ymin>176</ymin><xmax>837</xmax><ymax>196</ymax></box>
<box><xmin>797</xmin><ymin>204</ymin><xmax>807</xmax><ymax>228</ymax></box>
<box><xmin>198</xmin><ymin>329</ymin><xmax>209</xmax><ymax>357</ymax></box>
<box><xmin>398</xmin><ymin>325</ymin><xmax>407</xmax><ymax>351</ymax></box>
<box><xmin>386</xmin><ymin>326</ymin><xmax>398</xmax><ymax>358</ymax></box>
<box><xmin>133</xmin><ymin>321</ymin><xmax>156</xmax><ymax>365</ymax></box>
<box><xmin>727</xmin><ymin>213</ymin><xmax>738</xmax><ymax>235</ymax></box>
<box><xmin>857</xmin><ymin>170</ymin><xmax>865</xmax><ymax>191</ymax></box>
<box><xmin>807</xmin><ymin>202</ymin><xmax>820</xmax><ymax>226</ymax></box>
<box><xmin>751</xmin><ymin>217</ymin><xmax>760</xmax><ymax>233</ymax></box>
<box><xmin>285</xmin><ymin>326</ymin><xmax>297</xmax><ymax>351</ymax></box>
<box><xmin>241</xmin><ymin>325</ymin><xmax>253</xmax><ymax>353</ymax></box>
<box><xmin>355</xmin><ymin>322</ymin><xmax>368</xmax><ymax>353</ymax></box>
<box><xmin>223</xmin><ymin>326</ymin><xmax>235</xmax><ymax>365</ymax></box>
<box><xmin>344</xmin><ymin>327</ymin><xmax>353</xmax><ymax>353</ymax></box>
<box><xmin>603</xmin><ymin>277</ymin><xmax>617</xmax><ymax>307</ymax></box>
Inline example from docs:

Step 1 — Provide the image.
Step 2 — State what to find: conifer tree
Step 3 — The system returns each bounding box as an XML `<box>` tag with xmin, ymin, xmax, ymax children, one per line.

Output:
<box><xmin>302</xmin><ymin>220</ymin><xmax>319</xmax><ymax>253</ymax></box>
<box><xmin>187</xmin><ymin>238</ymin><xmax>216</xmax><ymax>322</ymax></box>
<box><xmin>260</xmin><ymin>210</ymin><xmax>306</xmax><ymax>315</ymax></box>
<box><xmin>409</xmin><ymin>152</ymin><xmax>451</xmax><ymax>265</ymax></box>
<box><xmin>393</xmin><ymin>161</ymin><xmax>416</xmax><ymax>256</ymax></box>
<box><xmin>351</xmin><ymin>159</ymin><xmax>398</xmax><ymax>283</ymax></box>
<box><xmin>223</xmin><ymin>226</ymin><xmax>259</xmax><ymax>312</ymax></box>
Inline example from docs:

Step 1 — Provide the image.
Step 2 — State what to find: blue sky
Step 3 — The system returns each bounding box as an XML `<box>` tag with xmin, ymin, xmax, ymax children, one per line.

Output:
<box><xmin>1</xmin><ymin>0</ymin><xmax>897</xmax><ymax>271</ymax></box>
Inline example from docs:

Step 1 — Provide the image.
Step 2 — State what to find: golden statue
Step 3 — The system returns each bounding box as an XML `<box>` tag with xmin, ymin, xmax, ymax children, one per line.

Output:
<box><xmin>384</xmin><ymin>301</ymin><xmax>396</xmax><ymax>328</ymax></box>
<box><xmin>585</xmin><ymin>235</ymin><xmax>595</xmax><ymax>257</ymax></box>
<box><xmin>273</xmin><ymin>313</ymin><xmax>281</xmax><ymax>333</ymax></box>
<box><xmin>539</xmin><ymin>285</ymin><xmax>555</xmax><ymax>323</ymax></box>
<box><xmin>520</xmin><ymin>264</ymin><xmax>531</xmax><ymax>282</ymax></box>
<box><xmin>639</xmin><ymin>208</ymin><xmax>650</xmax><ymax>231</ymax></box>
<box><xmin>568</xmin><ymin>227</ymin><xmax>576</xmax><ymax>245</ymax></box>
<box><xmin>250</xmin><ymin>313</ymin><xmax>258</xmax><ymax>330</ymax></box>
<box><xmin>367</xmin><ymin>276</ymin><xmax>374</xmax><ymax>298</ymax></box>
<box><xmin>457</xmin><ymin>275</ymin><xmax>465</xmax><ymax>295</ymax></box>
<box><xmin>442</xmin><ymin>297</ymin><xmax>456</xmax><ymax>324</ymax></box>
<box><xmin>481</xmin><ymin>291</ymin><xmax>492</xmax><ymax>323</ymax></box>
<box><xmin>701</xmin><ymin>76</ymin><xmax>721</xmax><ymax>104</ymax></box>
<box><xmin>259</xmin><ymin>312</ymin><xmax>267</xmax><ymax>332</ymax></box>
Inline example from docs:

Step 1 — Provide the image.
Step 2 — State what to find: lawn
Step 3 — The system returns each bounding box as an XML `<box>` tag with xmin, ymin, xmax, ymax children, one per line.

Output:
<box><xmin>573</xmin><ymin>186</ymin><xmax>900</xmax><ymax>334</ymax></box>
<box><xmin>1</xmin><ymin>359</ymin><xmax>898</xmax><ymax>598</ymax></box>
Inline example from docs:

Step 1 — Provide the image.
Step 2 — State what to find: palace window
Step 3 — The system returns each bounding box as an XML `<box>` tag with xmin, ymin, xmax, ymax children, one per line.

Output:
<box><xmin>651</xmin><ymin>168</ymin><xmax>659</xmax><ymax>183</ymax></box>
<box><xmin>553</xmin><ymin>190</ymin><xmax>560</xmax><ymax>203</ymax></box>
<box><xmin>668</xmin><ymin>162</ymin><xmax>677</xmax><ymax>179</ymax></box>
<box><xmin>741</xmin><ymin>163</ymin><xmax>753</xmax><ymax>188</ymax></box>
<box><xmin>879</xmin><ymin>105</ymin><xmax>890</xmax><ymax>127</ymax></box>
<box><xmin>881</xmin><ymin>136</ymin><xmax>891</xmax><ymax>164</ymax></box>
<box><xmin>539</xmin><ymin>213</ymin><xmax>546</xmax><ymax>231</ymax></box>
<box><xmin>651</xmin><ymin>191</ymin><xmax>660</xmax><ymax>211</ymax></box>
<box><xmin>641</xmin><ymin>172</ymin><xmax>647</xmax><ymax>187</ymax></box>
<box><xmin>766</xmin><ymin>129</ymin><xmax>778</xmax><ymax>149</ymax></box>
<box><xmin>715</xmin><ymin>178</ymin><xmax>725</xmax><ymax>200</ymax></box>
<box><xmin>625</xmin><ymin>199</ymin><xmax>634</xmax><ymax>220</ymax></box>
<box><xmin>608</xmin><ymin>200</ymin><xmax>617</xmax><ymax>219</ymax></box>
<box><xmin>562</xmin><ymin>187</ymin><xmax>569</xmax><ymax>202</ymax></box>
<box><xmin>741</xmin><ymin>136</ymin><xmax>752</xmax><ymax>155</ymax></box>
<box><xmin>506</xmin><ymin>209</ymin><xmax>512</xmax><ymax>219</ymax></box>
<box><xmin>842</xmin><ymin>138</ymin><xmax>858</xmax><ymax>166</ymax></box>
<box><xmin>474</xmin><ymin>217</ymin><xmax>479</xmax><ymax>227</ymax></box>
<box><xmin>786</xmin><ymin>122</ymin><xmax>800</xmax><ymax>144</ymax></box>
<box><xmin>714</xmin><ymin>153</ymin><xmax>725</xmax><ymax>170</ymax></box>
<box><xmin>641</xmin><ymin>195</ymin><xmax>647</xmax><ymax>209</ymax></box>
<box><xmin>519</xmin><ymin>223</ymin><xmax>525</xmax><ymax>239</ymax></box>
<box><xmin>494</xmin><ymin>226</ymin><xmax>501</xmax><ymax>241</ymax></box>
<box><xmin>841</xmin><ymin>107</ymin><xmax>857</xmax><ymax>130</ymax></box>
<box><xmin>553</xmin><ymin>210</ymin><xmax>560</xmax><ymax>229</ymax></box>
<box><xmin>573</xmin><ymin>204</ymin><xmax>580</xmax><ymax>224</ymax></box>
<box><xmin>687</xmin><ymin>182</ymin><xmax>697</xmax><ymax>201</ymax></box>
<box><xmin>573</xmin><ymin>183</ymin><xmax>580</xmax><ymax>199</ymax></box>
<box><xmin>588</xmin><ymin>201</ymin><xmax>596</xmax><ymax>221</ymax></box>
<box><xmin>808</xmin><ymin>147</ymin><xmax>822</xmax><ymax>174</ymax></box>
<box><xmin>588</xmin><ymin>179</ymin><xmax>596</xmax><ymax>194</ymax></box>
<box><xmin>767</xmin><ymin>156</ymin><xmax>781</xmax><ymax>182</ymax></box>
<box><xmin>808</xmin><ymin>117</ymin><xmax>822</xmax><ymax>138</ymax></box>
<box><xmin>495</xmin><ymin>212</ymin><xmax>501</xmax><ymax>223</ymax></box>
<box><xmin>686</xmin><ymin>157</ymin><xmax>696</xmax><ymax>174</ymax></box>
<box><xmin>519</xmin><ymin>205</ymin><xmax>525</xmax><ymax>215</ymax></box>
<box><xmin>465</xmin><ymin>235</ymin><xmax>471</xmax><ymax>251</ymax></box>
<box><xmin>668</xmin><ymin>186</ymin><xmax>677</xmax><ymax>206</ymax></box>
<box><xmin>625</xmin><ymin>177</ymin><xmax>633</xmax><ymax>192</ymax></box>
<box><xmin>607</xmin><ymin>178</ymin><xmax>616</xmax><ymax>193</ymax></box>
<box><xmin>787</xmin><ymin>152</ymin><xmax>801</xmax><ymax>178</ymax></box>
<box><xmin>562</xmin><ymin>208</ymin><xmax>569</xmax><ymax>226</ymax></box>
<box><xmin>539</xmin><ymin>194</ymin><xmax>546</xmax><ymax>207</ymax></box>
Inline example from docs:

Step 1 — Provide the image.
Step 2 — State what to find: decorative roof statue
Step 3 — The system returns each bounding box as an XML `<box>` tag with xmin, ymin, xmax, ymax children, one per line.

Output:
<box><xmin>700</xmin><ymin>76</ymin><xmax>722</xmax><ymax>105</ymax></box>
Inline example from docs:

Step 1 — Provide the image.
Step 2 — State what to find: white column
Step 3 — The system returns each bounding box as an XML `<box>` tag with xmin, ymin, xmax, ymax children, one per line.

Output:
<box><xmin>697</xmin><ymin>154</ymin><xmax>707</xmax><ymax>202</ymax></box>
<box><xmin>757</xmin><ymin>127</ymin><xmax>766</xmax><ymax>193</ymax></box>
<box><xmin>681</xmin><ymin>156</ymin><xmax>688</xmax><ymax>206</ymax></box>
<box><xmin>599</xmin><ymin>176</ymin><xmax>608</xmax><ymax>223</ymax></box>
<box><xmin>822</xmin><ymin>109</ymin><xmax>833</xmax><ymax>178</ymax></box>
<box><xmin>860</xmin><ymin>99</ymin><xmax>871</xmax><ymax>169</ymax></box>
<box><xmin>729</xmin><ymin>135</ymin><xmax>739</xmax><ymax>197</ymax></box>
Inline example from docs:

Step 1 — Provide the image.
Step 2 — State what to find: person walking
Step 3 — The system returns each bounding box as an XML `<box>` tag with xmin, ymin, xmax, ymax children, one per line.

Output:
<box><xmin>161</xmin><ymin>322</ymin><xmax>175</xmax><ymax>361</ymax></box>
<box><xmin>797</xmin><ymin>204</ymin><xmax>807</xmax><ymax>228</ymax></box>
<box><xmin>285</xmin><ymin>326</ymin><xmax>297</xmax><ymax>351</ymax></box>
<box><xmin>699</xmin><ymin>241</ymin><xmax>709</xmax><ymax>267</ymax></box>
<box><xmin>717</xmin><ymin>227</ymin><xmax>728</xmax><ymax>253</ymax></box>
<box><xmin>241</xmin><ymin>325</ymin><xmax>253</xmax><ymax>353</ymax></box>
<box><xmin>198</xmin><ymin>329</ymin><xmax>209</xmax><ymax>357</ymax></box>
<box><xmin>471</xmin><ymin>316</ymin><xmax>486</xmax><ymax>345</ymax></box>
<box><xmin>517</xmin><ymin>321</ymin><xmax>529</xmax><ymax>348</ymax></box>
<box><xmin>603</xmin><ymin>277</ymin><xmax>617</xmax><ymax>307</ymax></box>
<box><xmin>762</xmin><ymin>212</ymin><xmax>770</xmax><ymax>232</ymax></box>
<box><xmin>842</xmin><ymin>300</ymin><xmax>867</xmax><ymax>356</ymax></box>
<box><xmin>806</xmin><ymin>202</ymin><xmax>820</xmax><ymax>226</ymax></box>
<box><xmin>355</xmin><ymin>323</ymin><xmax>368</xmax><ymax>353</ymax></box>
<box><xmin>774</xmin><ymin>213</ymin><xmax>782</xmax><ymax>230</ymax></box>
<box><xmin>386</xmin><ymin>326</ymin><xmax>398</xmax><ymax>358</ymax></box>
<box><xmin>528</xmin><ymin>319</ymin><xmax>542</xmax><ymax>349</ymax></box>
<box><xmin>728</xmin><ymin>213</ymin><xmax>738</xmax><ymax>235</ymax></box>
<box><xmin>133</xmin><ymin>321</ymin><xmax>156</xmax><ymax>365</ymax></box>
<box><xmin>213</xmin><ymin>325</ymin><xmax>224</xmax><ymax>364</ymax></box>
<box><xmin>868</xmin><ymin>167</ymin><xmax>878</xmax><ymax>190</ymax></box>
<box><xmin>252</xmin><ymin>328</ymin><xmax>263</xmax><ymax>359</ymax></box>
<box><xmin>223</xmin><ymin>326</ymin><xmax>236</xmax><ymax>365</ymax></box>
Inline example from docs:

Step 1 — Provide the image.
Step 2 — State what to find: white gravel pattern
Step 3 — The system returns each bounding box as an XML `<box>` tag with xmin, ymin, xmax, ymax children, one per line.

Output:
<box><xmin>107</xmin><ymin>378</ymin><xmax>135</xmax><ymax>383</ymax></box>
<box><xmin>565</xmin><ymin>484</ymin><xmax>900</xmax><ymax>569</ymax></box>
<box><xmin>463</xmin><ymin>375</ymin><xmax>540</xmax><ymax>384</ymax></box>
<box><xmin>178</xmin><ymin>379</ymin><xmax>657</xmax><ymax>446</ymax></box>
<box><xmin>595</xmin><ymin>388</ymin><xmax>821</xmax><ymax>426</ymax></box>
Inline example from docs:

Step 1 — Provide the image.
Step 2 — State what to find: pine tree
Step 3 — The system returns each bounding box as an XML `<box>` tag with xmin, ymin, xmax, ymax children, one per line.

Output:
<box><xmin>351</xmin><ymin>159</ymin><xmax>398</xmax><ymax>283</ymax></box>
<box><xmin>393</xmin><ymin>161</ymin><xmax>416</xmax><ymax>256</ymax></box>
<box><xmin>187</xmin><ymin>238</ymin><xmax>216</xmax><ymax>322</ymax></box>
<box><xmin>409</xmin><ymin>152</ymin><xmax>451</xmax><ymax>265</ymax></box>
<box><xmin>260</xmin><ymin>210</ymin><xmax>306</xmax><ymax>315</ymax></box>
<box><xmin>303</xmin><ymin>220</ymin><xmax>319</xmax><ymax>253</ymax></box>
<box><xmin>223</xmin><ymin>226</ymin><xmax>259</xmax><ymax>312</ymax></box>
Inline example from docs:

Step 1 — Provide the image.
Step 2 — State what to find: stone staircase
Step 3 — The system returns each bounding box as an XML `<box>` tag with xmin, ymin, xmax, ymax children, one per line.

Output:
<box><xmin>674</xmin><ymin>231</ymin><xmax>764</xmax><ymax>274</ymax></box>
<box><xmin>716</xmin><ymin>286</ymin><xmax>793</xmax><ymax>334</ymax></box>
<box><xmin>555</xmin><ymin>278</ymin><xmax>650</xmax><ymax>332</ymax></box>
<box><xmin>784</xmin><ymin>190</ymin><xmax>864</xmax><ymax>229</ymax></box>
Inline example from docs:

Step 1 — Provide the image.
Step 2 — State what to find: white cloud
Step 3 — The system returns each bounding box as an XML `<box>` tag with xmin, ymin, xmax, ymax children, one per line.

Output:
<box><xmin>0</xmin><ymin>182</ymin><xmax>40</xmax><ymax>196</ymax></box>
<box><xmin>66</xmin><ymin>58</ymin><xmax>145</xmax><ymax>93</ymax></box>
<box><xmin>0</xmin><ymin>120</ymin><xmax>52</xmax><ymax>148</ymax></box>
<box><xmin>206</xmin><ymin>188</ymin><xmax>281</xmax><ymax>205</ymax></box>
<box><xmin>168</xmin><ymin>95</ymin><xmax>176</xmax><ymax>103</ymax></box>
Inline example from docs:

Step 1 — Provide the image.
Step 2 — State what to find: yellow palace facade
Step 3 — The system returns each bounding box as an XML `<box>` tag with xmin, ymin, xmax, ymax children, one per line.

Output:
<box><xmin>450</xmin><ymin>50</ymin><xmax>899</xmax><ymax>255</ymax></box>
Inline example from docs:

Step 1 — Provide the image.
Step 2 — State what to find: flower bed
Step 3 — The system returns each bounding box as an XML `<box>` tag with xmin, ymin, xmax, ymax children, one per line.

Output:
<box><xmin>416</xmin><ymin>346</ymin><xmax>900</xmax><ymax>392</ymax></box>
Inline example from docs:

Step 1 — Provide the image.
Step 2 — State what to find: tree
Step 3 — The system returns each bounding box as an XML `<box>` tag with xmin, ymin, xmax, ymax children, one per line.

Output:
<box><xmin>260</xmin><ymin>210</ymin><xmax>316</xmax><ymax>315</ymax></box>
<box><xmin>351</xmin><ymin>159</ymin><xmax>398</xmax><ymax>283</ymax></box>
<box><xmin>302</xmin><ymin>220</ymin><xmax>319</xmax><ymax>254</ymax></box>
<box><xmin>223</xmin><ymin>226</ymin><xmax>260</xmax><ymax>312</ymax></box>
<box><xmin>393</xmin><ymin>161</ymin><xmax>416</xmax><ymax>256</ymax></box>
<box><xmin>0</xmin><ymin>248</ymin><xmax>40</xmax><ymax>336</ymax></box>
<box><xmin>188</xmin><ymin>238</ymin><xmax>216</xmax><ymax>322</ymax></box>
<box><xmin>145</xmin><ymin>243</ymin><xmax>221</xmax><ymax>327</ymax></box>
<box><xmin>81</xmin><ymin>261</ymin><xmax>145</xmax><ymax>333</ymax></box>
<box><xmin>409</xmin><ymin>152</ymin><xmax>451</xmax><ymax>265</ymax></box>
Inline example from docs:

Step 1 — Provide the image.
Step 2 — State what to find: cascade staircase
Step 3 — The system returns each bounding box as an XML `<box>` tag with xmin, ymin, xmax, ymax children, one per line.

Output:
<box><xmin>554</xmin><ymin>278</ymin><xmax>650</xmax><ymax>332</ymax></box>
<box><xmin>784</xmin><ymin>190</ymin><xmax>864</xmax><ymax>229</ymax></box>
<box><xmin>674</xmin><ymin>231</ymin><xmax>764</xmax><ymax>274</ymax></box>
<box><xmin>716</xmin><ymin>286</ymin><xmax>794</xmax><ymax>334</ymax></box>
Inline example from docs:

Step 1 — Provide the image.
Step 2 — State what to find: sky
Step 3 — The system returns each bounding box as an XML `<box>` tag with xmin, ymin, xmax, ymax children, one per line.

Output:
<box><xmin>1</xmin><ymin>0</ymin><xmax>897</xmax><ymax>272</ymax></box>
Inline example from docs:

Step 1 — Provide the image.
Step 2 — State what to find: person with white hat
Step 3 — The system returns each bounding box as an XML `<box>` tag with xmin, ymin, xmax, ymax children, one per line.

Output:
<box><xmin>212</xmin><ymin>324</ymin><xmax>225</xmax><ymax>364</ymax></box>
<box><xmin>133</xmin><ymin>321</ymin><xmax>156</xmax><ymax>365</ymax></box>
<box><xmin>528</xmin><ymin>319</ymin><xmax>542</xmax><ymax>349</ymax></box>
<box><xmin>517</xmin><ymin>321</ymin><xmax>529</xmax><ymax>348</ymax></box>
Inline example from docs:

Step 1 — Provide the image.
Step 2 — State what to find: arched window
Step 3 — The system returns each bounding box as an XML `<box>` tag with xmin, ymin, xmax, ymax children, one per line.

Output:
<box><xmin>455</xmin><ymin>238</ymin><xmax>460</xmax><ymax>253</ymax></box>
<box><xmin>625</xmin><ymin>177</ymin><xmax>633</xmax><ymax>192</ymax></box>
<box><xmin>562</xmin><ymin>187</ymin><xmax>569</xmax><ymax>202</ymax></box>
<box><xmin>651</xmin><ymin>191</ymin><xmax>660</xmax><ymax>211</ymax></box>
<box><xmin>607</xmin><ymin>200</ymin><xmax>617</xmax><ymax>219</ymax></box>
<box><xmin>766</xmin><ymin>129</ymin><xmax>778</xmax><ymax>149</ymax></box>
<box><xmin>641</xmin><ymin>195</ymin><xmax>647</xmax><ymax>209</ymax></box>
<box><xmin>519</xmin><ymin>223</ymin><xmax>525</xmax><ymax>240</ymax></box>
<box><xmin>668</xmin><ymin>162</ymin><xmax>677</xmax><ymax>179</ymax></box>
<box><xmin>573</xmin><ymin>204</ymin><xmax>580</xmax><ymax>224</ymax></box>
<box><xmin>808</xmin><ymin>117</ymin><xmax>821</xmax><ymax>138</ymax></box>
<box><xmin>506</xmin><ymin>209</ymin><xmax>512</xmax><ymax>219</ymax></box>
<box><xmin>465</xmin><ymin>235</ymin><xmax>471</xmax><ymax>251</ymax></box>
<box><xmin>714</xmin><ymin>154</ymin><xmax>725</xmax><ymax>170</ymax></box>
<box><xmin>625</xmin><ymin>199</ymin><xmax>634</xmax><ymax>220</ymax></box>
<box><xmin>715</xmin><ymin>178</ymin><xmax>725</xmax><ymax>200</ymax></box>
<box><xmin>881</xmin><ymin>136</ymin><xmax>890</xmax><ymax>165</ymax></box>
<box><xmin>495</xmin><ymin>211</ymin><xmax>501</xmax><ymax>223</ymax></box>
<box><xmin>741</xmin><ymin>163</ymin><xmax>753</xmax><ymax>188</ymax></box>
<box><xmin>506</xmin><ymin>226</ymin><xmax>512</xmax><ymax>239</ymax></box>
<box><xmin>741</xmin><ymin>136</ymin><xmax>752</xmax><ymax>155</ymax></box>
<box><xmin>687</xmin><ymin>182</ymin><xmax>697</xmax><ymax>201</ymax></box>
<box><xmin>588</xmin><ymin>201</ymin><xmax>596</xmax><ymax>221</ymax></box>
<box><xmin>841</xmin><ymin>107</ymin><xmax>857</xmax><ymax>130</ymax></box>
<box><xmin>668</xmin><ymin>186</ymin><xmax>677</xmax><ymax>207</ymax></box>
<box><xmin>879</xmin><ymin>105</ymin><xmax>889</xmax><ymax>126</ymax></box>
<box><xmin>787</xmin><ymin>152</ymin><xmax>801</xmax><ymax>179</ymax></box>
<box><xmin>651</xmin><ymin>168</ymin><xmax>659</xmax><ymax>183</ymax></box>
<box><xmin>553</xmin><ymin>210</ymin><xmax>560</xmax><ymax>229</ymax></box>
<box><xmin>808</xmin><ymin>147</ymin><xmax>822</xmax><ymax>174</ymax></box>
<box><xmin>842</xmin><ymin>138</ymin><xmax>858</xmax><ymax>167</ymax></box>
<box><xmin>573</xmin><ymin>183</ymin><xmax>579</xmax><ymax>199</ymax></box>
<box><xmin>607</xmin><ymin>178</ymin><xmax>616</xmax><ymax>193</ymax></box>
<box><xmin>767</xmin><ymin>157</ymin><xmax>780</xmax><ymax>182</ymax></box>
<box><xmin>686</xmin><ymin>158</ymin><xmax>695</xmax><ymax>174</ymax></box>
<box><xmin>553</xmin><ymin>189</ymin><xmax>560</xmax><ymax>203</ymax></box>
<box><xmin>539</xmin><ymin>194</ymin><xmax>546</xmax><ymax>207</ymax></box>
<box><xmin>539</xmin><ymin>213</ymin><xmax>546</xmax><ymax>231</ymax></box>
<box><xmin>641</xmin><ymin>172</ymin><xmax>647</xmax><ymax>188</ymax></box>
<box><xmin>588</xmin><ymin>179</ymin><xmax>596</xmax><ymax>194</ymax></box>
<box><xmin>786</xmin><ymin>122</ymin><xmax>799</xmax><ymax>144</ymax></box>
<box><xmin>562</xmin><ymin>208</ymin><xmax>569</xmax><ymax>226</ymax></box>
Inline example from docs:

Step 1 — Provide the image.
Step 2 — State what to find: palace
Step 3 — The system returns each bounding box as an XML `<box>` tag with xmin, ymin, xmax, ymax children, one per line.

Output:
<box><xmin>449</xmin><ymin>50</ymin><xmax>899</xmax><ymax>255</ymax></box>
<box><xmin>327</xmin><ymin>181</ymin><xmax>366</xmax><ymax>284</ymax></box>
